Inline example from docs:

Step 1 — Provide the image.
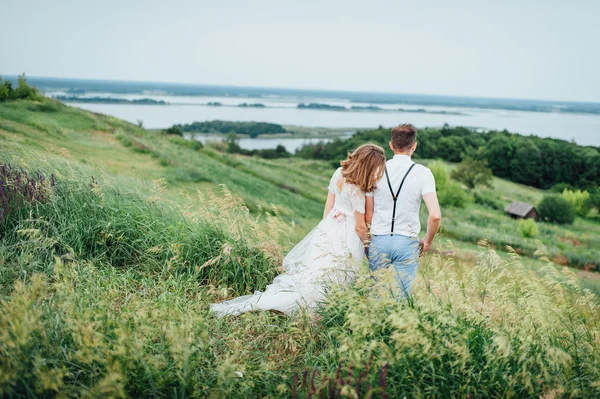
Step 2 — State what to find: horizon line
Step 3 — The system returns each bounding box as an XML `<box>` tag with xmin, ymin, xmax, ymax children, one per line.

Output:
<box><xmin>4</xmin><ymin>73</ymin><xmax>600</xmax><ymax>106</ymax></box>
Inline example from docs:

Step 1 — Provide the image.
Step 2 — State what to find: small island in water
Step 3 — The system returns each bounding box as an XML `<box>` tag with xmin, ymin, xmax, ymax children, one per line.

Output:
<box><xmin>238</xmin><ymin>103</ymin><xmax>266</xmax><ymax>108</ymax></box>
<box><xmin>172</xmin><ymin>120</ymin><xmax>287</xmax><ymax>138</ymax></box>
<box><xmin>297</xmin><ymin>103</ymin><xmax>346</xmax><ymax>111</ymax></box>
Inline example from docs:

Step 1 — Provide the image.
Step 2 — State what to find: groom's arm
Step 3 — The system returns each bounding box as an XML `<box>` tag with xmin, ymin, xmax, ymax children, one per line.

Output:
<box><xmin>421</xmin><ymin>192</ymin><xmax>441</xmax><ymax>254</ymax></box>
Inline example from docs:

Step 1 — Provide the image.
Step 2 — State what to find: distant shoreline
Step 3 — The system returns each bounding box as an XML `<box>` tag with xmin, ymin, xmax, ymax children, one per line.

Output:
<box><xmin>54</xmin><ymin>94</ymin><xmax>600</xmax><ymax>116</ymax></box>
<box><xmin>56</xmin><ymin>95</ymin><xmax>166</xmax><ymax>105</ymax></box>
<box><xmin>58</xmin><ymin>96</ymin><xmax>469</xmax><ymax>116</ymax></box>
<box><xmin>12</xmin><ymin>75</ymin><xmax>600</xmax><ymax>116</ymax></box>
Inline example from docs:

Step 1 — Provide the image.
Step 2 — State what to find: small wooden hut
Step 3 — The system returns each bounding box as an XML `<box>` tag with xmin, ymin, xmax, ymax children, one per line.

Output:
<box><xmin>504</xmin><ymin>201</ymin><xmax>539</xmax><ymax>221</ymax></box>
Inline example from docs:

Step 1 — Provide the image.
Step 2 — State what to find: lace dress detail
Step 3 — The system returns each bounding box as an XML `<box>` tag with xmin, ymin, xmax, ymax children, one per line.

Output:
<box><xmin>327</xmin><ymin>167</ymin><xmax>366</xmax><ymax>215</ymax></box>
<box><xmin>210</xmin><ymin>167</ymin><xmax>366</xmax><ymax>316</ymax></box>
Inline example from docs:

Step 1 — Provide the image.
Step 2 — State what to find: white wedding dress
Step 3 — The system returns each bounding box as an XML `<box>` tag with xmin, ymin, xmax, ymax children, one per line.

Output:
<box><xmin>210</xmin><ymin>168</ymin><xmax>366</xmax><ymax>316</ymax></box>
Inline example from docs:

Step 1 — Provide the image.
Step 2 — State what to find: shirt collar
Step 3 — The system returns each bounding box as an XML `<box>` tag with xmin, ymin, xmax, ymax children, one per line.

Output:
<box><xmin>392</xmin><ymin>154</ymin><xmax>412</xmax><ymax>162</ymax></box>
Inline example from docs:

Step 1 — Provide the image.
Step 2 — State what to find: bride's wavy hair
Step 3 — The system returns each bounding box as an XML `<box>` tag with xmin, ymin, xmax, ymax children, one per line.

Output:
<box><xmin>340</xmin><ymin>143</ymin><xmax>386</xmax><ymax>192</ymax></box>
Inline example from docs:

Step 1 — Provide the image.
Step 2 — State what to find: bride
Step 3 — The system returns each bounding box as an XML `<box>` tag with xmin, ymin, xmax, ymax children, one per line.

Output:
<box><xmin>210</xmin><ymin>144</ymin><xmax>386</xmax><ymax>316</ymax></box>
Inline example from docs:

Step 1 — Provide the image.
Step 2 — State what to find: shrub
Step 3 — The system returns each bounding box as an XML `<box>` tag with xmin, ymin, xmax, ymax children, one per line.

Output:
<box><xmin>0</xmin><ymin>77</ymin><xmax>12</xmax><ymax>101</ymax></box>
<box><xmin>163</xmin><ymin>126</ymin><xmax>183</xmax><ymax>136</ymax></box>
<box><xmin>450</xmin><ymin>158</ymin><xmax>493</xmax><ymax>189</ymax></box>
<box><xmin>0</xmin><ymin>164</ymin><xmax>55</xmax><ymax>224</ymax></box>
<box><xmin>437</xmin><ymin>182</ymin><xmax>469</xmax><ymax>208</ymax></box>
<box><xmin>254</xmin><ymin>145</ymin><xmax>291</xmax><ymax>159</ymax></box>
<box><xmin>585</xmin><ymin>188</ymin><xmax>600</xmax><ymax>216</ymax></box>
<box><xmin>225</xmin><ymin>133</ymin><xmax>242</xmax><ymax>153</ymax></box>
<box><xmin>538</xmin><ymin>195</ymin><xmax>575</xmax><ymax>224</ymax></box>
<box><xmin>116</xmin><ymin>133</ymin><xmax>133</xmax><ymax>147</ymax></box>
<box><xmin>0</xmin><ymin>74</ymin><xmax>41</xmax><ymax>102</ymax></box>
<box><xmin>428</xmin><ymin>161</ymin><xmax>468</xmax><ymax>208</ymax></box>
<box><xmin>428</xmin><ymin>161</ymin><xmax>449</xmax><ymax>188</ymax></box>
<box><xmin>517</xmin><ymin>218</ymin><xmax>538</xmax><ymax>238</ymax></box>
<box><xmin>12</xmin><ymin>74</ymin><xmax>40</xmax><ymax>100</ymax></box>
<box><xmin>131</xmin><ymin>140</ymin><xmax>151</xmax><ymax>154</ymax></box>
<box><xmin>28</xmin><ymin>101</ymin><xmax>62</xmax><ymax>113</ymax></box>
<box><xmin>168</xmin><ymin>135</ymin><xmax>203</xmax><ymax>151</ymax></box>
<box><xmin>561</xmin><ymin>189</ymin><xmax>591</xmax><ymax>217</ymax></box>
<box><xmin>1</xmin><ymin>74</ymin><xmax>42</xmax><ymax>102</ymax></box>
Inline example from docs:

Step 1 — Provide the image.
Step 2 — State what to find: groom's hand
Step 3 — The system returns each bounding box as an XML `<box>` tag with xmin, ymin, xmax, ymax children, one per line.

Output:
<box><xmin>419</xmin><ymin>239</ymin><xmax>431</xmax><ymax>256</ymax></box>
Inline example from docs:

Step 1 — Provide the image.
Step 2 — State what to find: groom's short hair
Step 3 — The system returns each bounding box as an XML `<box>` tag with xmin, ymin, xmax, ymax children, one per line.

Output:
<box><xmin>391</xmin><ymin>124</ymin><xmax>417</xmax><ymax>151</ymax></box>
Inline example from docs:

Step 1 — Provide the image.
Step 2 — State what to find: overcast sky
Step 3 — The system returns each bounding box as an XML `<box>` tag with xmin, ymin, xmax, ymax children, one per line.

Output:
<box><xmin>2</xmin><ymin>0</ymin><xmax>599</xmax><ymax>102</ymax></box>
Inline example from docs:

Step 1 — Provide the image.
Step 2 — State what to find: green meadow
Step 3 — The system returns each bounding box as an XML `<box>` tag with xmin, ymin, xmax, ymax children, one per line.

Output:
<box><xmin>1</xmin><ymin>98</ymin><xmax>599</xmax><ymax>397</ymax></box>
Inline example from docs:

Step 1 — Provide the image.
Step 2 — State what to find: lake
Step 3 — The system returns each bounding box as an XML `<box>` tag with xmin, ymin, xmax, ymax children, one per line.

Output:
<box><xmin>60</xmin><ymin>94</ymin><xmax>600</xmax><ymax>147</ymax></box>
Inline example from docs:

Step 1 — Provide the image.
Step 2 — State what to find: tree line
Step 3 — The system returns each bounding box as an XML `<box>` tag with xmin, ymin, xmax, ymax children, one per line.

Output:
<box><xmin>295</xmin><ymin>125</ymin><xmax>600</xmax><ymax>191</ymax></box>
<box><xmin>225</xmin><ymin>133</ymin><xmax>291</xmax><ymax>159</ymax></box>
<box><xmin>54</xmin><ymin>96</ymin><xmax>166</xmax><ymax>105</ymax></box>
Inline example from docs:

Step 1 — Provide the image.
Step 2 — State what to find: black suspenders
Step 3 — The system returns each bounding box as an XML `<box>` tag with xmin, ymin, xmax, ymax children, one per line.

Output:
<box><xmin>384</xmin><ymin>163</ymin><xmax>416</xmax><ymax>235</ymax></box>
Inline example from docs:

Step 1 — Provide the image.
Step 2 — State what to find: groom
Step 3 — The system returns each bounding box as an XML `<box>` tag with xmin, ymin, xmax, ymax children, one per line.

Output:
<box><xmin>366</xmin><ymin>124</ymin><xmax>441</xmax><ymax>297</ymax></box>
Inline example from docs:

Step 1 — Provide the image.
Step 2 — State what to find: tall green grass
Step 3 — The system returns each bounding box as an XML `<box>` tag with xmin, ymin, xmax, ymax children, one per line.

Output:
<box><xmin>0</xmin><ymin>163</ymin><xmax>598</xmax><ymax>396</ymax></box>
<box><xmin>1</xmin><ymin>99</ymin><xmax>600</xmax><ymax>397</ymax></box>
<box><xmin>436</xmin><ymin>204</ymin><xmax>600</xmax><ymax>270</ymax></box>
<box><xmin>0</xmin><ymin>156</ymin><xmax>289</xmax><ymax>297</ymax></box>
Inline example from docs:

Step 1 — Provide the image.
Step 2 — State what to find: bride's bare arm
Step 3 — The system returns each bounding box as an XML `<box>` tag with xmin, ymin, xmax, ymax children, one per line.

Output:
<box><xmin>365</xmin><ymin>196</ymin><xmax>374</xmax><ymax>227</ymax></box>
<box><xmin>354</xmin><ymin>211</ymin><xmax>369</xmax><ymax>243</ymax></box>
<box><xmin>323</xmin><ymin>191</ymin><xmax>335</xmax><ymax>219</ymax></box>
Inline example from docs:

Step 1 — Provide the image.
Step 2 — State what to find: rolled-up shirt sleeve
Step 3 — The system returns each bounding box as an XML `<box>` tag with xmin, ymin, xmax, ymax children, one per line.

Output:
<box><xmin>421</xmin><ymin>168</ymin><xmax>436</xmax><ymax>195</ymax></box>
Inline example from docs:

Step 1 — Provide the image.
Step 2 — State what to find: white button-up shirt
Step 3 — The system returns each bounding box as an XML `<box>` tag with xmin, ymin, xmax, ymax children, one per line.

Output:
<box><xmin>367</xmin><ymin>154</ymin><xmax>436</xmax><ymax>237</ymax></box>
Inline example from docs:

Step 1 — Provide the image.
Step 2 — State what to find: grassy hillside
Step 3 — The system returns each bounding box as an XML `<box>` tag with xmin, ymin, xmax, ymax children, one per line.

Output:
<box><xmin>0</xmin><ymin>100</ymin><xmax>330</xmax><ymax>234</ymax></box>
<box><xmin>1</xmin><ymin>98</ymin><xmax>599</xmax><ymax>397</ymax></box>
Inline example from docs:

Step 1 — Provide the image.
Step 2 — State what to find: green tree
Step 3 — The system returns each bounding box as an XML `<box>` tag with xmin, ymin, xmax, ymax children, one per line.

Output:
<box><xmin>0</xmin><ymin>76</ymin><xmax>12</xmax><ymax>101</ymax></box>
<box><xmin>561</xmin><ymin>189</ymin><xmax>591</xmax><ymax>217</ymax></box>
<box><xmin>436</xmin><ymin>136</ymin><xmax>467</xmax><ymax>162</ymax></box>
<box><xmin>12</xmin><ymin>74</ymin><xmax>39</xmax><ymax>100</ymax></box>
<box><xmin>509</xmin><ymin>140</ymin><xmax>543</xmax><ymax>186</ymax></box>
<box><xmin>225</xmin><ymin>133</ymin><xmax>242</xmax><ymax>153</ymax></box>
<box><xmin>451</xmin><ymin>158</ymin><xmax>493</xmax><ymax>189</ymax></box>
<box><xmin>538</xmin><ymin>195</ymin><xmax>576</xmax><ymax>225</ymax></box>
<box><xmin>163</xmin><ymin>126</ymin><xmax>183</xmax><ymax>136</ymax></box>
<box><xmin>549</xmin><ymin>183</ymin><xmax>574</xmax><ymax>193</ymax></box>
<box><xmin>484</xmin><ymin>136</ymin><xmax>514</xmax><ymax>178</ymax></box>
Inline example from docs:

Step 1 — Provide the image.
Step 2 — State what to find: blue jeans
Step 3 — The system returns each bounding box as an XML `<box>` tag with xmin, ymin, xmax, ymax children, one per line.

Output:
<box><xmin>367</xmin><ymin>235</ymin><xmax>421</xmax><ymax>297</ymax></box>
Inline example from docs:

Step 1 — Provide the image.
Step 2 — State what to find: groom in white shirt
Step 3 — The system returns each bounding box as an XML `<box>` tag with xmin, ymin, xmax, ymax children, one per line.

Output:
<box><xmin>365</xmin><ymin>124</ymin><xmax>441</xmax><ymax>297</ymax></box>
